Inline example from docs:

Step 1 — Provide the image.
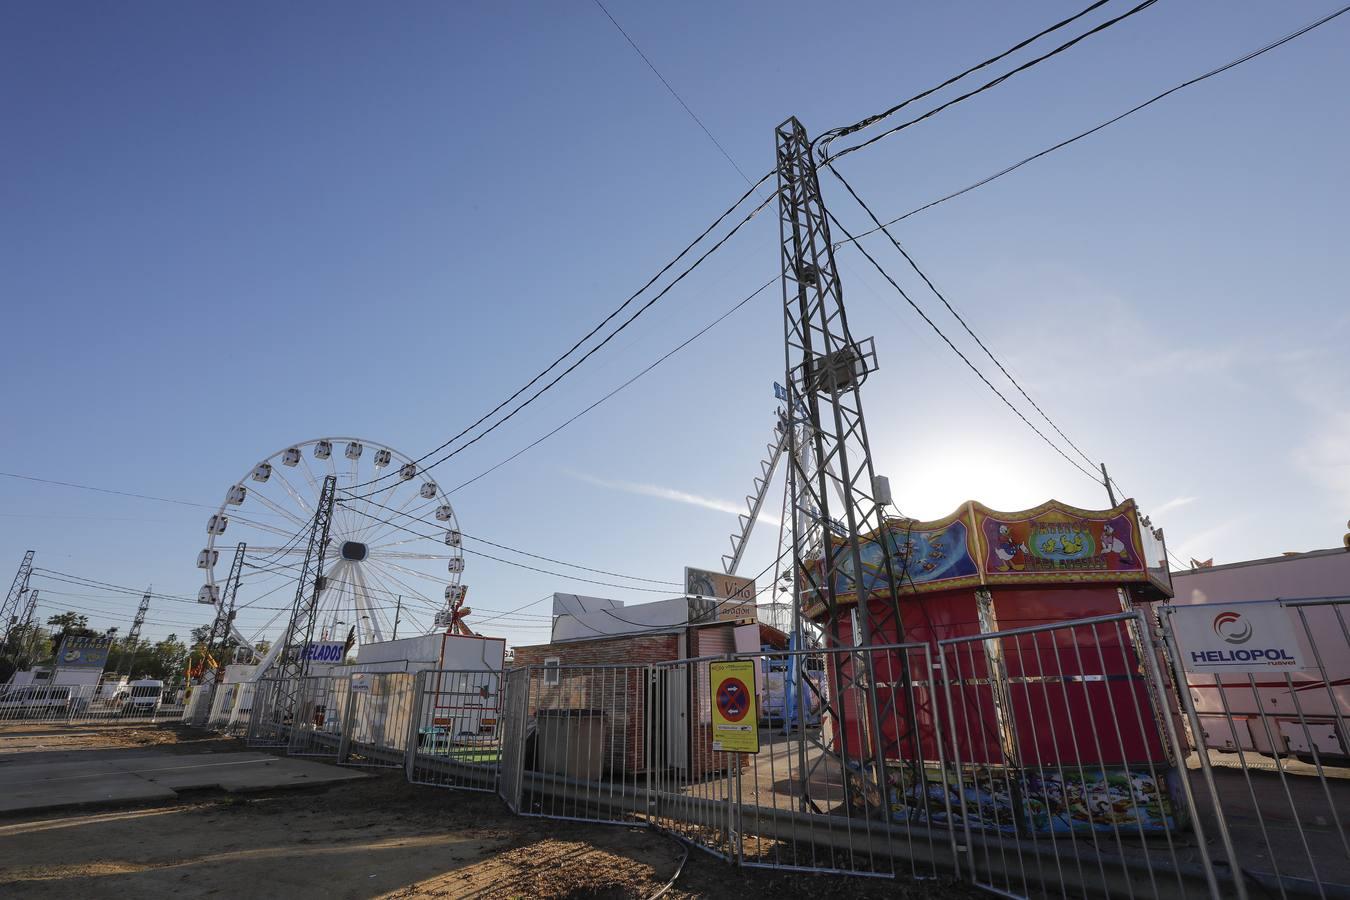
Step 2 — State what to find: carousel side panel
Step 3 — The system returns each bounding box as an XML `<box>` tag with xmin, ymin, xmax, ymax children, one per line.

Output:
<box><xmin>973</xmin><ymin>500</ymin><xmax>1149</xmax><ymax>585</ymax></box>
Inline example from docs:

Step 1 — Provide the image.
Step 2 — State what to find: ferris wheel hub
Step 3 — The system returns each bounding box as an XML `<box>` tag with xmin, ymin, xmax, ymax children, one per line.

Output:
<box><xmin>340</xmin><ymin>541</ymin><xmax>369</xmax><ymax>562</ymax></box>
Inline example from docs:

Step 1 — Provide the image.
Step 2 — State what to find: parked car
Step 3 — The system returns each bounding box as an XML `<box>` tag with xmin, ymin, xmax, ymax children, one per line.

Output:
<box><xmin>0</xmin><ymin>685</ymin><xmax>74</xmax><ymax>718</ymax></box>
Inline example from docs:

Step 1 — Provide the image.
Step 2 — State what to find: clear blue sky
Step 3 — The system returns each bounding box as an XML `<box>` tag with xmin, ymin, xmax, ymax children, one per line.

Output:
<box><xmin>2</xmin><ymin>1</ymin><xmax>1347</xmax><ymax>648</ymax></box>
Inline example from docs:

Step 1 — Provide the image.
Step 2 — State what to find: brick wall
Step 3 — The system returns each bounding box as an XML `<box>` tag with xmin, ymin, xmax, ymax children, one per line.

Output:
<box><xmin>514</xmin><ymin>634</ymin><xmax>677</xmax><ymax>775</ymax></box>
<box><xmin>512</xmin><ymin>633</ymin><xmax>747</xmax><ymax>779</ymax></box>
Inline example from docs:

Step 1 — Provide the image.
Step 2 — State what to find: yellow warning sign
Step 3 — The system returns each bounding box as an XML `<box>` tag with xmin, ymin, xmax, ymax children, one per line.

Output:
<box><xmin>709</xmin><ymin>660</ymin><xmax>759</xmax><ymax>753</ymax></box>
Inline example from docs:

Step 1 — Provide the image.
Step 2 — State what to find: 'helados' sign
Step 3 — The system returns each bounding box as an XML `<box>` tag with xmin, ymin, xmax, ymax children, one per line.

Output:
<box><xmin>1169</xmin><ymin>602</ymin><xmax>1309</xmax><ymax>674</ymax></box>
<box><xmin>297</xmin><ymin>641</ymin><xmax>346</xmax><ymax>664</ymax></box>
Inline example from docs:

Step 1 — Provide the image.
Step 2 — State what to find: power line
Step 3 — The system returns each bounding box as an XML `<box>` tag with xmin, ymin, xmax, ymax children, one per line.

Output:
<box><xmin>238</xmin><ymin>556</ymin><xmax>555</xmax><ymax>619</ymax></box>
<box><xmin>826</xmin><ymin>161</ymin><xmax>1100</xmax><ymax>471</ymax></box>
<box><xmin>445</xmin><ymin>279</ymin><xmax>774</xmax><ymax>495</ymax></box>
<box><xmin>591</xmin><ymin>0</ymin><xmax>755</xmax><ymax>187</ymax></box>
<box><xmin>0</xmin><ymin>471</ymin><xmax>216</xmax><ymax>511</ymax></box>
<box><xmin>569</xmin><ymin>544</ymin><xmax>790</xmax><ymax>638</ymax></box>
<box><xmin>470</xmin><ymin>593</ymin><xmax>555</xmax><ymax>629</ymax></box>
<box><xmin>31</xmin><ymin>570</ymin><xmax>202</xmax><ymax>605</ymax></box>
<box><xmin>838</xmin><ymin>3</ymin><xmax>1350</xmax><ymax>239</ymax></box>
<box><xmin>823</xmin><ymin>0</ymin><xmax>1160</xmax><ymax>163</ymax></box>
<box><xmin>339</xmin><ymin>504</ymin><xmax>678</xmax><ymax>595</ymax></box>
<box><xmin>826</xmin><ymin>206</ymin><xmax>1102</xmax><ymax>485</ymax></box>
<box><xmin>344</xmin><ymin>174</ymin><xmax>775</xmax><ymax>497</ymax></box>
<box><xmin>816</xmin><ymin>0</ymin><xmax>1113</xmax><ymax>155</ymax></box>
<box><xmin>349</xmin><ymin>493</ymin><xmax>682</xmax><ymax>585</ymax></box>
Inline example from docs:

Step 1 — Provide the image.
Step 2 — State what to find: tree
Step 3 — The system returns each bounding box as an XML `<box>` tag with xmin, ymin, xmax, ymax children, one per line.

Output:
<box><xmin>46</xmin><ymin>612</ymin><xmax>96</xmax><ymax>658</ymax></box>
<box><xmin>46</xmin><ymin>612</ymin><xmax>89</xmax><ymax>632</ymax></box>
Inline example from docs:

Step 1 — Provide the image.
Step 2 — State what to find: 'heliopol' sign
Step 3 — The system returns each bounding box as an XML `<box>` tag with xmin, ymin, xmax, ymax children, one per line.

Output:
<box><xmin>1170</xmin><ymin>602</ymin><xmax>1309</xmax><ymax>674</ymax></box>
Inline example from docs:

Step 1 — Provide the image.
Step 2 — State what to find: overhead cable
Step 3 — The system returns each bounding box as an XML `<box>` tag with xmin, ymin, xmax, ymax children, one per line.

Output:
<box><xmin>827</xmin><ymin>162</ymin><xmax>1100</xmax><ymax>472</ymax></box>
<box><xmin>447</xmin><ymin>277</ymin><xmax>775</xmax><ymax>495</ymax></box>
<box><xmin>344</xmin><ymin>174</ymin><xmax>776</xmax><ymax>496</ymax></box>
<box><xmin>837</xmin><ymin>3</ymin><xmax>1350</xmax><ymax>238</ymax></box>
<box><xmin>826</xmin><ymin>207</ymin><xmax>1102</xmax><ymax>484</ymax></box>
<box><xmin>339</xmin><ymin>504</ymin><xmax>677</xmax><ymax>595</ymax></box>
<box><xmin>815</xmin><ymin>0</ymin><xmax>1113</xmax><ymax>156</ymax></box>
<box><xmin>823</xmin><ymin>0</ymin><xmax>1160</xmax><ymax>163</ymax></box>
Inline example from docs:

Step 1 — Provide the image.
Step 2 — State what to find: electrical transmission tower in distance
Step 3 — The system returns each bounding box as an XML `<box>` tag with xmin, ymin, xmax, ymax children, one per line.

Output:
<box><xmin>276</xmin><ymin>475</ymin><xmax>338</xmax><ymax>720</ymax></box>
<box><xmin>126</xmin><ymin>587</ymin><xmax>152</xmax><ymax>647</ymax></box>
<box><xmin>204</xmin><ymin>542</ymin><xmax>246</xmax><ymax>684</ymax></box>
<box><xmin>1</xmin><ymin>550</ymin><xmax>35</xmax><ymax>646</ymax></box>
<box><xmin>16</xmin><ymin>589</ymin><xmax>41</xmax><ymax>667</ymax></box>
<box><xmin>776</xmin><ymin>116</ymin><xmax>912</xmax><ymax>812</ymax></box>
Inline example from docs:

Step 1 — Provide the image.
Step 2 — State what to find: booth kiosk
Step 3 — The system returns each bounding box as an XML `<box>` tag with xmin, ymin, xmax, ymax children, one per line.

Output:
<box><xmin>808</xmin><ymin>498</ymin><xmax>1179</xmax><ymax>834</ymax></box>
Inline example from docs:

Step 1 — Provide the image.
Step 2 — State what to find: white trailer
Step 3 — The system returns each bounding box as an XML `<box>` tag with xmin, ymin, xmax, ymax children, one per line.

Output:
<box><xmin>1168</xmin><ymin>547</ymin><xmax>1349</xmax><ymax>759</ymax></box>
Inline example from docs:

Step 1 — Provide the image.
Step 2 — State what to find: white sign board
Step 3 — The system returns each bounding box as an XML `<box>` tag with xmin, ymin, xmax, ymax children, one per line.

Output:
<box><xmin>1170</xmin><ymin>603</ymin><xmax>1309</xmax><ymax>673</ymax></box>
<box><xmin>301</xmin><ymin>641</ymin><xmax>347</xmax><ymax>664</ymax></box>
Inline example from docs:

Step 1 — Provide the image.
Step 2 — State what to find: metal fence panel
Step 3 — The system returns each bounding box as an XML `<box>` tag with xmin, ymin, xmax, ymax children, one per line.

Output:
<box><xmin>1161</xmin><ymin>597</ymin><xmax>1350</xmax><ymax>900</ymax></box>
<box><xmin>338</xmin><ymin>671</ymin><xmax>414</xmax><ymax>768</ymax></box>
<box><xmin>246</xmin><ymin>678</ymin><xmax>289</xmax><ymax>747</ymax></box>
<box><xmin>499</xmin><ymin>667</ymin><xmax>529</xmax><ymax>812</ymax></box>
<box><xmin>648</xmin><ymin>656</ymin><xmax>737</xmax><ymax>861</ymax></box>
<box><xmin>185</xmin><ymin>683</ymin><xmax>217</xmax><ymax>726</ymax></box>
<box><xmin>517</xmin><ymin>664</ymin><xmax>647</xmax><ymax>826</ymax></box>
<box><xmin>732</xmin><ymin>644</ymin><xmax>953</xmax><ymax>880</ymax></box>
<box><xmin>938</xmin><ymin>611</ymin><xmax>1219</xmax><ymax>900</ymax></box>
<box><xmin>287</xmin><ymin>675</ymin><xmax>347</xmax><ymax>758</ymax></box>
<box><xmin>406</xmin><ymin>668</ymin><xmax>503</xmax><ymax>788</ymax></box>
<box><xmin>0</xmin><ymin>683</ymin><xmax>97</xmax><ymax>724</ymax></box>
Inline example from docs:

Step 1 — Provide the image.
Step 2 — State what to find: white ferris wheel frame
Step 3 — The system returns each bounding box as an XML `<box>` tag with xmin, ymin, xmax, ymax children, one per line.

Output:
<box><xmin>201</xmin><ymin>435</ymin><xmax>464</xmax><ymax>653</ymax></box>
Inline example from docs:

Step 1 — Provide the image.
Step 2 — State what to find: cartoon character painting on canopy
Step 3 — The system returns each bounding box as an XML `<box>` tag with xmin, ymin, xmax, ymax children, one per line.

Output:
<box><xmin>811</xmin><ymin>499</ymin><xmax>1168</xmax><ymax>611</ymax></box>
<box><xmin>974</xmin><ymin>503</ymin><xmax>1144</xmax><ymax>580</ymax></box>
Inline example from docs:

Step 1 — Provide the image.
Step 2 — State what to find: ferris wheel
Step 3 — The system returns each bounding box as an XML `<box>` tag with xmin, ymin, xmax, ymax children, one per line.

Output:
<box><xmin>196</xmin><ymin>436</ymin><xmax>467</xmax><ymax>654</ymax></box>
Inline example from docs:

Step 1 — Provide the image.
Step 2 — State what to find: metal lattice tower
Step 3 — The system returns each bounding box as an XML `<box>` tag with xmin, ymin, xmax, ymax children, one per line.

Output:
<box><xmin>204</xmin><ymin>542</ymin><xmax>246</xmax><ymax>683</ymax></box>
<box><xmin>126</xmin><ymin>586</ymin><xmax>152</xmax><ymax>647</ymax></box>
<box><xmin>16</xmin><ymin>589</ymin><xmax>40</xmax><ymax>666</ymax></box>
<box><xmin>776</xmin><ymin>116</ymin><xmax>910</xmax><ymax>809</ymax></box>
<box><xmin>1</xmin><ymin>550</ymin><xmax>35</xmax><ymax>646</ymax></box>
<box><xmin>277</xmin><ymin>475</ymin><xmax>338</xmax><ymax>716</ymax></box>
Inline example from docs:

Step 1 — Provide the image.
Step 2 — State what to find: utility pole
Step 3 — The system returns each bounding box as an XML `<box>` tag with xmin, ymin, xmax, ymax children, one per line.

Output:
<box><xmin>776</xmin><ymin>116</ymin><xmax>912</xmax><ymax>813</ymax></box>
<box><xmin>1101</xmin><ymin>462</ymin><xmax>1118</xmax><ymax>506</ymax></box>
<box><xmin>1</xmin><ymin>550</ymin><xmax>35</xmax><ymax>647</ymax></box>
<box><xmin>277</xmin><ymin>475</ymin><xmax>338</xmax><ymax>719</ymax></box>
<box><xmin>205</xmin><ymin>542</ymin><xmax>246</xmax><ymax>684</ymax></box>
<box><xmin>392</xmin><ymin>595</ymin><xmax>401</xmax><ymax>640</ymax></box>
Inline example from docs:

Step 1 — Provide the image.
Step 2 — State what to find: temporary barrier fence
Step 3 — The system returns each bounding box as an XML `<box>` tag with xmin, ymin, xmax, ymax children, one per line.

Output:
<box><xmin>937</xmin><ymin>611</ymin><xmax>1221</xmax><ymax>900</ymax></box>
<box><xmin>0</xmin><ymin>682</ymin><xmax>186</xmax><ymax>726</ymax></box>
<box><xmin>245</xmin><ymin>677</ymin><xmax>289</xmax><ymax>748</ymax></box>
<box><xmin>340</xmin><ymin>671</ymin><xmax>414</xmax><ymax>768</ymax></box>
<box><xmin>498</xmin><ymin>667</ymin><xmax>530</xmax><ymax>812</ymax></box>
<box><xmin>515</xmin><ymin>663</ymin><xmax>648</xmax><ymax>826</ymax></box>
<box><xmin>287</xmin><ymin>674</ymin><xmax>347</xmax><ymax>758</ymax></box>
<box><xmin>168</xmin><ymin>604</ymin><xmax>1350</xmax><ymax>899</ymax></box>
<box><xmin>185</xmin><ymin>682</ymin><xmax>217</xmax><ymax>726</ymax></box>
<box><xmin>648</xmin><ymin>656</ymin><xmax>736</xmax><ymax>860</ymax></box>
<box><xmin>731</xmin><ymin>643</ymin><xmax>952</xmax><ymax>880</ymax></box>
<box><xmin>1159</xmin><ymin>597</ymin><xmax>1350</xmax><ymax>900</ymax></box>
<box><xmin>407</xmin><ymin>668</ymin><xmax>502</xmax><ymax>786</ymax></box>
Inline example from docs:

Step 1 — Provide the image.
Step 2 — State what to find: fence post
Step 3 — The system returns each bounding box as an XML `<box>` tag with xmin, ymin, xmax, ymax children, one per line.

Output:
<box><xmin>404</xmin><ymin>669</ymin><xmax>424</xmax><ymax>783</ymax></box>
<box><xmin>1143</xmin><ymin>610</ymin><xmax>1236</xmax><ymax>900</ymax></box>
<box><xmin>337</xmin><ymin>673</ymin><xmax>357</xmax><ymax>764</ymax></box>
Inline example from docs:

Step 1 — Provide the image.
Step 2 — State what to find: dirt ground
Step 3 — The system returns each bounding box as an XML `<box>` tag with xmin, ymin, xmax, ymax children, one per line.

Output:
<box><xmin>0</xmin><ymin>724</ymin><xmax>968</xmax><ymax>899</ymax></box>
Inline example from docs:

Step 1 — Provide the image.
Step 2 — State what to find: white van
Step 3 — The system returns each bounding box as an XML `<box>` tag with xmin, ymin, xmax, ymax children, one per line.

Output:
<box><xmin>120</xmin><ymin>679</ymin><xmax>164</xmax><ymax>716</ymax></box>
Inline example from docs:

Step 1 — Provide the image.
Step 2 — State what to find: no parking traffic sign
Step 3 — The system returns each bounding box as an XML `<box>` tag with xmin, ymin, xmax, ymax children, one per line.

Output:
<box><xmin>709</xmin><ymin>660</ymin><xmax>759</xmax><ymax>753</ymax></box>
